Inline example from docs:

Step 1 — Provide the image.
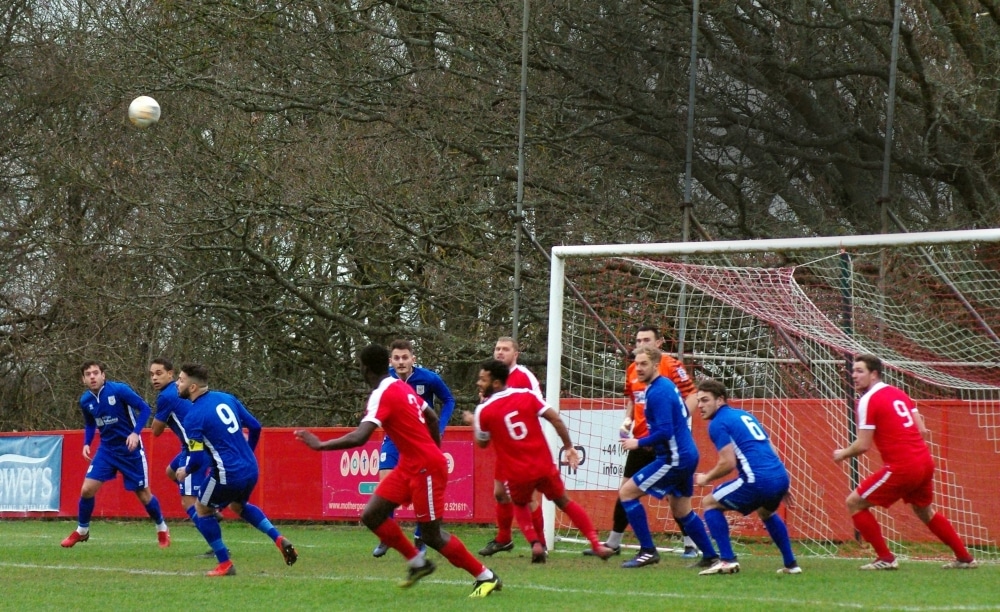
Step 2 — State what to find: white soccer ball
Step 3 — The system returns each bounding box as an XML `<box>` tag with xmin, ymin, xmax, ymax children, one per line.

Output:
<box><xmin>128</xmin><ymin>96</ymin><xmax>161</xmax><ymax>128</ymax></box>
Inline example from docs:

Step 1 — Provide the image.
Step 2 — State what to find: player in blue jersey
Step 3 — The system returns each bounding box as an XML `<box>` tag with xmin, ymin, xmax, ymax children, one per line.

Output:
<box><xmin>693</xmin><ymin>379</ymin><xmax>800</xmax><ymax>575</ymax></box>
<box><xmin>61</xmin><ymin>361</ymin><xmax>170</xmax><ymax>548</ymax></box>
<box><xmin>371</xmin><ymin>339</ymin><xmax>458</xmax><ymax>557</ymax></box>
<box><xmin>173</xmin><ymin>363</ymin><xmax>297</xmax><ymax>576</ymax></box>
<box><xmin>616</xmin><ymin>346</ymin><xmax>717</xmax><ymax>569</ymax></box>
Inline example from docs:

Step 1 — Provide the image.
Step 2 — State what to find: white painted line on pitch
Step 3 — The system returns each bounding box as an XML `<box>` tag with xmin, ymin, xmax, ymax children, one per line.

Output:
<box><xmin>3</xmin><ymin>561</ymin><xmax>996</xmax><ymax>611</ymax></box>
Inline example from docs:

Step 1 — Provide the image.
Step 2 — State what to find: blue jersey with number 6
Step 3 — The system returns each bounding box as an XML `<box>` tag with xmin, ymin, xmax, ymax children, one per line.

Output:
<box><xmin>183</xmin><ymin>390</ymin><xmax>262</xmax><ymax>486</ymax></box>
<box><xmin>708</xmin><ymin>405</ymin><xmax>787</xmax><ymax>485</ymax></box>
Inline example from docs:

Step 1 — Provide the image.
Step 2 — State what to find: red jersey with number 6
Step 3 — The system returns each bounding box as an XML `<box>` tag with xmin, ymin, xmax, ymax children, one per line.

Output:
<box><xmin>857</xmin><ymin>381</ymin><xmax>930</xmax><ymax>470</ymax></box>
<box><xmin>362</xmin><ymin>376</ymin><xmax>446</xmax><ymax>473</ymax></box>
<box><xmin>474</xmin><ymin>387</ymin><xmax>551</xmax><ymax>482</ymax></box>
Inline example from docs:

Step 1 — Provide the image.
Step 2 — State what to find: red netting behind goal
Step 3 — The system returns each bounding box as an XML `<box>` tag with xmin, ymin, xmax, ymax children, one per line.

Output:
<box><xmin>554</xmin><ymin>244</ymin><xmax>1000</xmax><ymax>559</ymax></box>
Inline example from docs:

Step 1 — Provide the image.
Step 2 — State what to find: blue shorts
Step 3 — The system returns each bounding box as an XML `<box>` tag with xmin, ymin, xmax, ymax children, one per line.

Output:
<box><xmin>169</xmin><ymin>452</ymin><xmax>207</xmax><ymax>498</ymax></box>
<box><xmin>631</xmin><ymin>456</ymin><xmax>695</xmax><ymax>499</ymax></box>
<box><xmin>85</xmin><ymin>445</ymin><xmax>150</xmax><ymax>491</ymax></box>
<box><xmin>713</xmin><ymin>474</ymin><xmax>789</xmax><ymax>515</ymax></box>
<box><xmin>199</xmin><ymin>475</ymin><xmax>257</xmax><ymax>509</ymax></box>
<box><xmin>379</xmin><ymin>436</ymin><xmax>399</xmax><ymax>471</ymax></box>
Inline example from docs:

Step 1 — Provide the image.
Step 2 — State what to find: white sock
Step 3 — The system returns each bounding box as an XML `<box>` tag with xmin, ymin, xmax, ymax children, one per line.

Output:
<box><xmin>606</xmin><ymin>531</ymin><xmax>624</xmax><ymax>548</ymax></box>
<box><xmin>77</xmin><ymin>527</ymin><xmax>89</xmax><ymax>535</ymax></box>
<box><xmin>475</xmin><ymin>569</ymin><xmax>494</xmax><ymax>581</ymax></box>
<box><xmin>157</xmin><ymin>522</ymin><xmax>169</xmax><ymax>532</ymax></box>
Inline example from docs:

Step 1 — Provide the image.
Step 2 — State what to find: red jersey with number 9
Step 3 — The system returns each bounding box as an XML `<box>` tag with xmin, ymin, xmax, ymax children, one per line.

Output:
<box><xmin>474</xmin><ymin>387</ymin><xmax>551</xmax><ymax>482</ymax></box>
<box><xmin>362</xmin><ymin>377</ymin><xmax>446</xmax><ymax>473</ymax></box>
<box><xmin>856</xmin><ymin>381</ymin><xmax>931</xmax><ymax>470</ymax></box>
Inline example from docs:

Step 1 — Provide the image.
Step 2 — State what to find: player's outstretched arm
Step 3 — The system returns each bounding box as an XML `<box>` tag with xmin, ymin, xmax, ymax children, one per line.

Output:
<box><xmin>295</xmin><ymin>421</ymin><xmax>377</xmax><ymax>451</ymax></box>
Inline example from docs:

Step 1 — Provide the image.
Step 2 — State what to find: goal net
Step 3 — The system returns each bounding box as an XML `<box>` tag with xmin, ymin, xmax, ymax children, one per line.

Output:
<box><xmin>544</xmin><ymin>230</ymin><xmax>1000</xmax><ymax>561</ymax></box>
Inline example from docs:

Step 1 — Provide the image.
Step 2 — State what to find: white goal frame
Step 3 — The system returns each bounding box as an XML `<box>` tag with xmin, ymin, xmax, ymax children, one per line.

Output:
<box><xmin>542</xmin><ymin>227</ymin><xmax>1000</xmax><ymax>552</ymax></box>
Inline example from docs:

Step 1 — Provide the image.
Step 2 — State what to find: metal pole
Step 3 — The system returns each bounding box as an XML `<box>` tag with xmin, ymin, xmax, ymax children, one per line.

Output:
<box><xmin>512</xmin><ymin>0</ymin><xmax>530</xmax><ymax>343</ymax></box>
<box><xmin>676</xmin><ymin>0</ymin><xmax>699</xmax><ymax>361</ymax></box>
<box><xmin>878</xmin><ymin>0</ymin><xmax>902</xmax><ymax>341</ymax></box>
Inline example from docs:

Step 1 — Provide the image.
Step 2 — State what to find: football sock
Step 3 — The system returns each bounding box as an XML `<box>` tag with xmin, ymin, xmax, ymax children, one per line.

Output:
<box><xmin>195</xmin><ymin>515</ymin><xmax>230</xmax><ymax>563</ymax></box>
<box><xmin>512</xmin><ymin>504</ymin><xmax>538</xmax><ymax>543</ymax></box>
<box><xmin>240</xmin><ymin>503</ymin><xmax>280</xmax><ymax>540</ymax></box>
<box><xmin>605</xmin><ymin>530</ymin><xmax>624</xmax><ymax>549</ymax></box>
<box><xmin>611</xmin><ymin>499</ymin><xmax>629</xmax><ymax>534</ymax></box>
<box><xmin>186</xmin><ymin>505</ymin><xmax>197</xmax><ymax>521</ymax></box>
<box><xmin>678</xmin><ymin>511</ymin><xmax>717</xmax><ymax>559</ymax></box>
<box><xmin>851</xmin><ymin>509</ymin><xmax>893</xmax><ymax>560</ymax></box>
<box><xmin>143</xmin><ymin>496</ymin><xmax>164</xmax><ymax>525</ymax></box>
<box><xmin>440</xmin><ymin>534</ymin><xmax>487</xmax><ymax>577</ymax></box>
<box><xmin>372</xmin><ymin>520</ymin><xmax>419</xmax><ymax>560</ymax></box>
<box><xmin>621</xmin><ymin>498</ymin><xmax>654</xmax><ymax>550</ymax></box>
<box><xmin>704</xmin><ymin>509</ymin><xmax>734</xmax><ymax>560</ymax></box>
<box><xmin>763</xmin><ymin>513</ymin><xmax>797</xmax><ymax>567</ymax></box>
<box><xmin>495</xmin><ymin>501</ymin><xmax>514</xmax><ymax>543</ymax></box>
<box><xmin>531</xmin><ymin>505</ymin><xmax>546</xmax><ymax>548</ymax></box>
<box><xmin>927</xmin><ymin>512</ymin><xmax>973</xmax><ymax>561</ymax></box>
<box><xmin>674</xmin><ymin>519</ymin><xmax>696</xmax><ymax>549</ymax></box>
<box><xmin>413</xmin><ymin>524</ymin><xmax>422</xmax><ymax>540</ymax></box>
<box><xmin>78</xmin><ymin>496</ymin><xmax>95</xmax><ymax>528</ymax></box>
<box><xmin>562</xmin><ymin>500</ymin><xmax>600</xmax><ymax>548</ymax></box>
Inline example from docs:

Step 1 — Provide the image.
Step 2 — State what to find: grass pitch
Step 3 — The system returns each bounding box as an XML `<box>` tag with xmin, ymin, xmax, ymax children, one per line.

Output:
<box><xmin>1</xmin><ymin>520</ymin><xmax>995</xmax><ymax>611</ymax></box>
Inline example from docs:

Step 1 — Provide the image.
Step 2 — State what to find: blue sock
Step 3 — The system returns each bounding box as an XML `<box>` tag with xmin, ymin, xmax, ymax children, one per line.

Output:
<box><xmin>241</xmin><ymin>503</ymin><xmax>280</xmax><ymax>541</ymax></box>
<box><xmin>144</xmin><ymin>496</ymin><xmax>164</xmax><ymax>524</ymax></box>
<box><xmin>195</xmin><ymin>515</ymin><xmax>229</xmax><ymax>563</ymax></box>
<box><xmin>621</xmin><ymin>498</ymin><xmax>654</xmax><ymax>550</ymax></box>
<box><xmin>78</xmin><ymin>496</ymin><xmax>95</xmax><ymax>528</ymax></box>
<box><xmin>186</xmin><ymin>505</ymin><xmax>197</xmax><ymax>521</ymax></box>
<box><xmin>704</xmin><ymin>509</ymin><xmax>734</xmax><ymax>560</ymax></box>
<box><xmin>763</xmin><ymin>514</ymin><xmax>797</xmax><ymax>567</ymax></box>
<box><xmin>678</xmin><ymin>511</ymin><xmax>718</xmax><ymax>559</ymax></box>
<box><xmin>414</xmin><ymin>524</ymin><xmax>422</xmax><ymax>540</ymax></box>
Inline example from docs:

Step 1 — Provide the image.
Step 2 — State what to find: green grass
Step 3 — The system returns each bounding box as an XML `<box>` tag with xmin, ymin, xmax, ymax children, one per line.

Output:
<box><xmin>2</xmin><ymin>520</ymin><xmax>996</xmax><ymax>611</ymax></box>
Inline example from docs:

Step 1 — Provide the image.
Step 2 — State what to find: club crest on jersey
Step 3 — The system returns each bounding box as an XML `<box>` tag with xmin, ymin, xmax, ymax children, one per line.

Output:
<box><xmin>108</xmin><ymin>396</ymin><xmax>117</xmax><ymax>406</ymax></box>
<box><xmin>416</xmin><ymin>385</ymin><xmax>426</xmax><ymax>395</ymax></box>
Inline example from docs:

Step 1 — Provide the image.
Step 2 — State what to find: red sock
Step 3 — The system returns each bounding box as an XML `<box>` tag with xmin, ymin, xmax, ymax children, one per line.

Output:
<box><xmin>372</xmin><ymin>520</ymin><xmax>419</xmax><ymax>560</ymax></box>
<box><xmin>531</xmin><ymin>505</ymin><xmax>546</xmax><ymax>548</ymax></box>
<box><xmin>495</xmin><ymin>502</ymin><xmax>514</xmax><ymax>544</ymax></box>
<box><xmin>513</xmin><ymin>504</ymin><xmax>538</xmax><ymax>543</ymax></box>
<box><xmin>440</xmin><ymin>534</ymin><xmax>487</xmax><ymax>577</ymax></box>
<box><xmin>852</xmin><ymin>509</ymin><xmax>893</xmax><ymax>560</ymax></box>
<box><xmin>562</xmin><ymin>500</ymin><xmax>599</xmax><ymax>548</ymax></box>
<box><xmin>927</xmin><ymin>512</ymin><xmax>972</xmax><ymax>561</ymax></box>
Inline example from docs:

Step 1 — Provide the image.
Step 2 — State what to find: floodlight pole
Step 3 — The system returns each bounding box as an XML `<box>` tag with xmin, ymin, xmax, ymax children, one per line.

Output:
<box><xmin>512</xmin><ymin>0</ymin><xmax>531</xmax><ymax>343</ymax></box>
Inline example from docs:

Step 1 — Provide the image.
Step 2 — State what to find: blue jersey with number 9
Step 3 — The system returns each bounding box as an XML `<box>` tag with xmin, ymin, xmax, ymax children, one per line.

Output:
<box><xmin>183</xmin><ymin>390</ymin><xmax>262</xmax><ymax>486</ymax></box>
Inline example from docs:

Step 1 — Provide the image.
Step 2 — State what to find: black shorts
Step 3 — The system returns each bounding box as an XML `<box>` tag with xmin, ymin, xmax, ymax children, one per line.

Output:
<box><xmin>623</xmin><ymin>445</ymin><xmax>657</xmax><ymax>478</ymax></box>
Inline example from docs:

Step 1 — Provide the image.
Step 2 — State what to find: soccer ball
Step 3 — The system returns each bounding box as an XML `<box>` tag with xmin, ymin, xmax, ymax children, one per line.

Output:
<box><xmin>128</xmin><ymin>96</ymin><xmax>161</xmax><ymax>128</ymax></box>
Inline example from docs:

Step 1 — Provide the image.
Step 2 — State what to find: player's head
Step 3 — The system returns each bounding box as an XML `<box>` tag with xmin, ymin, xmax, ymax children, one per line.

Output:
<box><xmin>389</xmin><ymin>339</ymin><xmax>416</xmax><ymax>378</ymax></box>
<box><xmin>359</xmin><ymin>344</ymin><xmax>390</xmax><ymax>385</ymax></box>
<box><xmin>149</xmin><ymin>358</ymin><xmax>175</xmax><ymax>391</ymax></box>
<box><xmin>635</xmin><ymin>325</ymin><xmax>664</xmax><ymax>350</ymax></box>
<box><xmin>494</xmin><ymin>336</ymin><xmax>519</xmax><ymax>367</ymax></box>
<box><xmin>177</xmin><ymin>363</ymin><xmax>209</xmax><ymax>400</ymax></box>
<box><xmin>633</xmin><ymin>346</ymin><xmax>662</xmax><ymax>384</ymax></box>
<box><xmin>477</xmin><ymin>358</ymin><xmax>509</xmax><ymax>398</ymax></box>
<box><xmin>851</xmin><ymin>353</ymin><xmax>883</xmax><ymax>393</ymax></box>
<box><xmin>696</xmin><ymin>379</ymin><xmax>728</xmax><ymax>420</ymax></box>
<box><xmin>80</xmin><ymin>361</ymin><xmax>107</xmax><ymax>390</ymax></box>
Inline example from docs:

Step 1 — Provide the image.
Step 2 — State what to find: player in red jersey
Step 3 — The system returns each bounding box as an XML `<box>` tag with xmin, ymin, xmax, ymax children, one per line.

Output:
<box><xmin>295</xmin><ymin>344</ymin><xmax>502</xmax><ymax>598</ymax></box>
<box><xmin>462</xmin><ymin>337</ymin><xmax>546</xmax><ymax>557</ymax></box>
<box><xmin>473</xmin><ymin>359</ymin><xmax>616</xmax><ymax>562</ymax></box>
<box><xmin>585</xmin><ymin>325</ymin><xmax>701</xmax><ymax>560</ymax></box>
<box><xmin>833</xmin><ymin>354</ymin><xmax>977</xmax><ymax>570</ymax></box>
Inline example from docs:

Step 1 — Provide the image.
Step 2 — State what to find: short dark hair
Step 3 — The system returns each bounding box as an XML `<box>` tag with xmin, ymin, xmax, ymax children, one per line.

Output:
<box><xmin>360</xmin><ymin>344</ymin><xmax>390</xmax><ymax>376</ymax></box>
<box><xmin>180</xmin><ymin>363</ymin><xmax>209</xmax><ymax>386</ymax></box>
<box><xmin>389</xmin><ymin>339</ymin><xmax>414</xmax><ymax>353</ymax></box>
<box><xmin>80</xmin><ymin>361</ymin><xmax>105</xmax><ymax>376</ymax></box>
<box><xmin>480</xmin><ymin>358</ymin><xmax>509</xmax><ymax>384</ymax></box>
<box><xmin>150</xmin><ymin>357</ymin><xmax>174</xmax><ymax>372</ymax></box>
<box><xmin>636</xmin><ymin>324</ymin><xmax>661</xmax><ymax>339</ymax></box>
<box><xmin>854</xmin><ymin>353</ymin><xmax>883</xmax><ymax>375</ymax></box>
<box><xmin>697</xmin><ymin>378</ymin><xmax>727</xmax><ymax>401</ymax></box>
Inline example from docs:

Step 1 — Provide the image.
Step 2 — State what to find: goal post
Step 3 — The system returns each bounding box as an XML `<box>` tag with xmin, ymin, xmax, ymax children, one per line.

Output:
<box><xmin>544</xmin><ymin>228</ymin><xmax>1000</xmax><ymax>560</ymax></box>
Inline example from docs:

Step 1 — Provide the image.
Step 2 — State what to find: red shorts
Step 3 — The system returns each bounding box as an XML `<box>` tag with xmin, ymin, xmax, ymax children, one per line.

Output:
<box><xmin>375</xmin><ymin>460</ymin><xmax>448</xmax><ymax>522</ymax></box>
<box><xmin>857</xmin><ymin>457</ymin><xmax>935</xmax><ymax>508</ymax></box>
<box><xmin>504</xmin><ymin>464</ymin><xmax>566</xmax><ymax>506</ymax></box>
